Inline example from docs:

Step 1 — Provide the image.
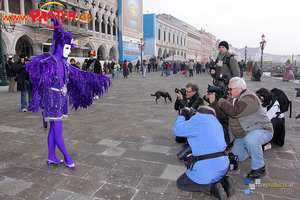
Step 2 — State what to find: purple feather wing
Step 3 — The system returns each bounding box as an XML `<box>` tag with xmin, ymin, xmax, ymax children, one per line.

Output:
<box><xmin>67</xmin><ymin>64</ymin><xmax>112</xmax><ymax>110</ymax></box>
<box><xmin>24</xmin><ymin>54</ymin><xmax>58</xmax><ymax>114</ymax></box>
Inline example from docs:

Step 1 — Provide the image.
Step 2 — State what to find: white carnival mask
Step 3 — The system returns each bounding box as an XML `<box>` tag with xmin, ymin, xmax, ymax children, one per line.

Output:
<box><xmin>63</xmin><ymin>44</ymin><xmax>71</xmax><ymax>58</ymax></box>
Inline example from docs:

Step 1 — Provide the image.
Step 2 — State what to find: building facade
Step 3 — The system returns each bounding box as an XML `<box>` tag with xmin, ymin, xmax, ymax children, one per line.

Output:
<box><xmin>199</xmin><ymin>29</ymin><xmax>214</xmax><ymax>62</ymax></box>
<box><xmin>1</xmin><ymin>0</ymin><xmax>119</xmax><ymax>63</ymax></box>
<box><xmin>156</xmin><ymin>14</ymin><xmax>187</xmax><ymax>59</ymax></box>
<box><xmin>183</xmin><ymin>21</ymin><xmax>201</xmax><ymax>62</ymax></box>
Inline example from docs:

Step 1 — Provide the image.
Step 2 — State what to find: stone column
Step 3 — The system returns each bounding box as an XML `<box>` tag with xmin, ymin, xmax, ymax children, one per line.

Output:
<box><xmin>20</xmin><ymin>0</ymin><xmax>25</xmax><ymax>25</ymax></box>
<box><xmin>75</xmin><ymin>8</ymin><xmax>81</xmax><ymax>30</ymax></box>
<box><xmin>66</xmin><ymin>5</ymin><xmax>71</xmax><ymax>31</ymax></box>
<box><xmin>4</xmin><ymin>0</ymin><xmax>9</xmax><ymax>15</ymax></box>
<box><xmin>110</xmin><ymin>21</ymin><xmax>113</xmax><ymax>40</ymax></box>
<box><xmin>83</xmin><ymin>10</ymin><xmax>88</xmax><ymax>30</ymax></box>
<box><xmin>114</xmin><ymin>20</ymin><xmax>118</xmax><ymax>41</ymax></box>
<box><xmin>97</xmin><ymin>18</ymin><xmax>102</xmax><ymax>38</ymax></box>
<box><xmin>103</xmin><ymin>16</ymin><xmax>108</xmax><ymax>40</ymax></box>
<box><xmin>91</xmin><ymin>12</ymin><xmax>96</xmax><ymax>38</ymax></box>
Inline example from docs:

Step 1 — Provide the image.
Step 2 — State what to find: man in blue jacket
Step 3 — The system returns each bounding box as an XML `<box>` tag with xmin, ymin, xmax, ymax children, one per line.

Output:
<box><xmin>173</xmin><ymin>106</ymin><xmax>234</xmax><ymax>200</ymax></box>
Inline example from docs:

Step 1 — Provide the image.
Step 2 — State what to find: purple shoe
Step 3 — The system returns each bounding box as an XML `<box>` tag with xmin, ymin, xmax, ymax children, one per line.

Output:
<box><xmin>47</xmin><ymin>159</ymin><xmax>63</xmax><ymax>167</ymax></box>
<box><xmin>64</xmin><ymin>159</ymin><xmax>76</xmax><ymax>170</ymax></box>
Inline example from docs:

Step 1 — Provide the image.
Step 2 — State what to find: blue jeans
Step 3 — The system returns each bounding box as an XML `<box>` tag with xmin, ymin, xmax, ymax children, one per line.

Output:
<box><xmin>115</xmin><ymin>70</ymin><xmax>119</xmax><ymax>78</ymax></box>
<box><xmin>111</xmin><ymin>69</ymin><xmax>115</xmax><ymax>78</ymax></box>
<box><xmin>21</xmin><ymin>80</ymin><xmax>33</xmax><ymax>110</ymax></box>
<box><xmin>161</xmin><ymin>68</ymin><xmax>165</xmax><ymax>76</ymax></box>
<box><xmin>143</xmin><ymin>68</ymin><xmax>146</xmax><ymax>77</ymax></box>
<box><xmin>231</xmin><ymin>129</ymin><xmax>273</xmax><ymax>170</ymax></box>
<box><xmin>166</xmin><ymin>68</ymin><xmax>170</xmax><ymax>76</ymax></box>
<box><xmin>206</xmin><ymin>68</ymin><xmax>209</xmax><ymax>74</ymax></box>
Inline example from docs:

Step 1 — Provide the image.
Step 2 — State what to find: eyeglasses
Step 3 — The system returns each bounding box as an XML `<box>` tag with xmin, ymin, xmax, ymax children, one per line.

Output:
<box><xmin>186</xmin><ymin>90</ymin><xmax>194</xmax><ymax>93</ymax></box>
<box><xmin>228</xmin><ymin>87</ymin><xmax>238</xmax><ymax>91</ymax></box>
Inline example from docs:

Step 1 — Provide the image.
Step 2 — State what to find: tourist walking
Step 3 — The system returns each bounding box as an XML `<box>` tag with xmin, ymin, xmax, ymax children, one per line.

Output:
<box><xmin>5</xmin><ymin>55</ymin><xmax>16</xmax><ymax>92</ymax></box>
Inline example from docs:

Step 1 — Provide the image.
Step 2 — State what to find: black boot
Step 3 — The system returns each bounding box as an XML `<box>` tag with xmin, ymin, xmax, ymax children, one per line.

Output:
<box><xmin>211</xmin><ymin>182</ymin><xmax>227</xmax><ymax>200</ymax></box>
<box><xmin>246</xmin><ymin>166</ymin><xmax>266</xmax><ymax>179</ymax></box>
<box><xmin>220</xmin><ymin>176</ymin><xmax>235</xmax><ymax>197</ymax></box>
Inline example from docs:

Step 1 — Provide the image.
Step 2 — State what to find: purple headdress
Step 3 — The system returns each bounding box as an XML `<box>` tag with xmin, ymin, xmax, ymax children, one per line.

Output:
<box><xmin>49</xmin><ymin>18</ymin><xmax>76</xmax><ymax>55</ymax></box>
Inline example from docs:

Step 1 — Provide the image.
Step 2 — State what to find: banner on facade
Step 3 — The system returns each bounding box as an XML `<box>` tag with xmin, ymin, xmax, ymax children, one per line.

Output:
<box><xmin>122</xmin><ymin>0</ymin><xmax>143</xmax><ymax>43</ymax></box>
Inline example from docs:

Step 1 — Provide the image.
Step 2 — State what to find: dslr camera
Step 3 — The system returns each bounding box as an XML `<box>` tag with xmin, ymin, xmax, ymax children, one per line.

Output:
<box><xmin>207</xmin><ymin>73</ymin><xmax>230</xmax><ymax>98</ymax></box>
<box><xmin>175</xmin><ymin>88</ymin><xmax>185</xmax><ymax>94</ymax></box>
<box><xmin>209</xmin><ymin>63</ymin><xmax>217</xmax><ymax>70</ymax></box>
<box><xmin>180</xmin><ymin>107</ymin><xmax>197</xmax><ymax>120</ymax></box>
<box><xmin>177</xmin><ymin>144</ymin><xmax>192</xmax><ymax>161</ymax></box>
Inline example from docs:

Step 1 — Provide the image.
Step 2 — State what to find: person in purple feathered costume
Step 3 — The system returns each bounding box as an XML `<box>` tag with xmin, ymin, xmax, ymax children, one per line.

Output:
<box><xmin>24</xmin><ymin>18</ymin><xmax>111</xmax><ymax>170</ymax></box>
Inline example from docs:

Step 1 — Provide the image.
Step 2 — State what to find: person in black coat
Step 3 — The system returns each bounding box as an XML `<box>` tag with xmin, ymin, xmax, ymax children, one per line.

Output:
<box><xmin>13</xmin><ymin>53</ymin><xmax>33</xmax><ymax>112</ymax></box>
<box><xmin>86</xmin><ymin>50</ymin><xmax>101</xmax><ymax>74</ymax></box>
<box><xmin>5</xmin><ymin>55</ymin><xmax>16</xmax><ymax>92</ymax></box>
<box><xmin>128</xmin><ymin>61</ymin><xmax>133</xmax><ymax>73</ymax></box>
<box><xmin>123</xmin><ymin>60</ymin><xmax>129</xmax><ymax>78</ymax></box>
<box><xmin>174</xmin><ymin>82</ymin><xmax>204</xmax><ymax>143</ymax></box>
<box><xmin>86</xmin><ymin>50</ymin><xmax>102</xmax><ymax>99</ymax></box>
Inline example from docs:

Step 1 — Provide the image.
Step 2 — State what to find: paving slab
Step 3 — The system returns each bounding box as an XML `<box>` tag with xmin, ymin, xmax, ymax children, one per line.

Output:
<box><xmin>0</xmin><ymin>71</ymin><xmax>300</xmax><ymax>199</ymax></box>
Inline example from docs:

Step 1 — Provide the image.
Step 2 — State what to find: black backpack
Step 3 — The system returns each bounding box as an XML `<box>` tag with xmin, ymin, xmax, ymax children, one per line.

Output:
<box><xmin>267</xmin><ymin>88</ymin><xmax>292</xmax><ymax>118</ymax></box>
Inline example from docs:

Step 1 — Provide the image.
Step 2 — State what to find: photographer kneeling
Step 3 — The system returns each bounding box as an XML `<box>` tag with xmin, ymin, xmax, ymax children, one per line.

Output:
<box><xmin>173</xmin><ymin>106</ymin><xmax>234</xmax><ymax>200</ymax></box>
<box><xmin>174</xmin><ymin>83</ymin><xmax>204</xmax><ymax>143</ymax></box>
<box><xmin>217</xmin><ymin>77</ymin><xmax>273</xmax><ymax>179</ymax></box>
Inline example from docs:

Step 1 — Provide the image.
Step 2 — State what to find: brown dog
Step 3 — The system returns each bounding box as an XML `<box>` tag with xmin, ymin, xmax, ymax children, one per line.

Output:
<box><xmin>151</xmin><ymin>91</ymin><xmax>172</xmax><ymax>103</ymax></box>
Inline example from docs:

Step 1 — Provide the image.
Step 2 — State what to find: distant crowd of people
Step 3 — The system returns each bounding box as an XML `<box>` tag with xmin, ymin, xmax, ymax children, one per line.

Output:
<box><xmin>2</xmin><ymin>39</ymin><xmax>293</xmax><ymax>200</ymax></box>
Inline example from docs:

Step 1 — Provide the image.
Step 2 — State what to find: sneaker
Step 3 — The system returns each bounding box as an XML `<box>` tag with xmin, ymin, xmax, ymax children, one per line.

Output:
<box><xmin>220</xmin><ymin>176</ymin><xmax>235</xmax><ymax>197</ymax></box>
<box><xmin>246</xmin><ymin>166</ymin><xmax>266</xmax><ymax>179</ymax></box>
<box><xmin>264</xmin><ymin>142</ymin><xmax>272</xmax><ymax>151</ymax></box>
<box><xmin>22</xmin><ymin>108</ymin><xmax>27</xmax><ymax>112</ymax></box>
<box><xmin>211</xmin><ymin>182</ymin><xmax>227</xmax><ymax>200</ymax></box>
<box><xmin>95</xmin><ymin>95</ymin><xmax>99</xmax><ymax>100</ymax></box>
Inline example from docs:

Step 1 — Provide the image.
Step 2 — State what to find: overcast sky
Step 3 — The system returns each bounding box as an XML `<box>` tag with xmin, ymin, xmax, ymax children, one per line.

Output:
<box><xmin>143</xmin><ymin>0</ymin><xmax>300</xmax><ymax>56</ymax></box>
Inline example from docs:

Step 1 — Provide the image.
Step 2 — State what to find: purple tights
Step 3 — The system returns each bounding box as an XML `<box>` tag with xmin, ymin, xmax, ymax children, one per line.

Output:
<box><xmin>48</xmin><ymin>121</ymin><xmax>73</xmax><ymax>165</ymax></box>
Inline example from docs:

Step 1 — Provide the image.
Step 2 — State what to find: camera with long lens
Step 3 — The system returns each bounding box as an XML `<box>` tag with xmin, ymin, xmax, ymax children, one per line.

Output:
<box><xmin>177</xmin><ymin>144</ymin><xmax>192</xmax><ymax>161</ymax></box>
<box><xmin>207</xmin><ymin>73</ymin><xmax>230</xmax><ymax>99</ymax></box>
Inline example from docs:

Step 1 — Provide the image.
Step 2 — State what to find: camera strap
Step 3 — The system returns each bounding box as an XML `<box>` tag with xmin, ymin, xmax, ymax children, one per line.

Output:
<box><xmin>187</xmin><ymin>151</ymin><xmax>227</xmax><ymax>170</ymax></box>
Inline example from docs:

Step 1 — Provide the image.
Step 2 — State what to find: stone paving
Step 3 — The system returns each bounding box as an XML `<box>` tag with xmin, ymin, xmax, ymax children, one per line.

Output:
<box><xmin>0</xmin><ymin>71</ymin><xmax>299</xmax><ymax>200</ymax></box>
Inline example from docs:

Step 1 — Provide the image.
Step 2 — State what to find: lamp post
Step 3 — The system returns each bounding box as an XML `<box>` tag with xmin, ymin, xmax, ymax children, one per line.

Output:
<box><xmin>195</xmin><ymin>52</ymin><xmax>197</xmax><ymax>63</ymax></box>
<box><xmin>259</xmin><ymin>34</ymin><xmax>266</xmax><ymax>69</ymax></box>
<box><xmin>244</xmin><ymin>46</ymin><xmax>247</xmax><ymax>64</ymax></box>
<box><xmin>172</xmin><ymin>47</ymin><xmax>175</xmax><ymax>63</ymax></box>
<box><xmin>138</xmin><ymin>38</ymin><xmax>145</xmax><ymax>73</ymax></box>
<box><xmin>0</xmin><ymin>8</ymin><xmax>15</xmax><ymax>86</ymax></box>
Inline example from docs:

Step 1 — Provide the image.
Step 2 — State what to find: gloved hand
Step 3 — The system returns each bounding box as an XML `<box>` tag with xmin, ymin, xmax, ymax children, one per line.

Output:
<box><xmin>215</xmin><ymin>90</ymin><xmax>224</xmax><ymax>101</ymax></box>
<box><xmin>180</xmin><ymin>108</ymin><xmax>191</xmax><ymax>119</ymax></box>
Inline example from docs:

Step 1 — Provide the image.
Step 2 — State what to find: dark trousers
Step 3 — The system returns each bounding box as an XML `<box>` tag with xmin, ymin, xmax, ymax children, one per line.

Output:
<box><xmin>177</xmin><ymin>173</ymin><xmax>212</xmax><ymax>195</ymax></box>
<box><xmin>271</xmin><ymin>117</ymin><xmax>285</xmax><ymax>146</ymax></box>
<box><xmin>189</xmin><ymin>69</ymin><xmax>193</xmax><ymax>77</ymax></box>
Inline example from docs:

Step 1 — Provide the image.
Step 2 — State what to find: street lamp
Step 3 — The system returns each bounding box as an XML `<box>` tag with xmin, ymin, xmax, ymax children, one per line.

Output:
<box><xmin>0</xmin><ymin>8</ymin><xmax>15</xmax><ymax>86</ymax></box>
<box><xmin>195</xmin><ymin>52</ymin><xmax>197</xmax><ymax>63</ymax></box>
<box><xmin>172</xmin><ymin>47</ymin><xmax>175</xmax><ymax>63</ymax></box>
<box><xmin>244</xmin><ymin>46</ymin><xmax>247</xmax><ymax>64</ymax></box>
<box><xmin>138</xmin><ymin>38</ymin><xmax>145</xmax><ymax>73</ymax></box>
<box><xmin>259</xmin><ymin>34</ymin><xmax>266</xmax><ymax>69</ymax></box>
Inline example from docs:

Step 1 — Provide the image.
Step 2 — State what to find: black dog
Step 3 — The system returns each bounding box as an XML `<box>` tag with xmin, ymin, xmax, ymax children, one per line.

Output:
<box><xmin>151</xmin><ymin>91</ymin><xmax>172</xmax><ymax>103</ymax></box>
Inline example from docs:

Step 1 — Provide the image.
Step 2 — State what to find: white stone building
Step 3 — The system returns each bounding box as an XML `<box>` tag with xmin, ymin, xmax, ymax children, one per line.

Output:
<box><xmin>0</xmin><ymin>0</ymin><xmax>119</xmax><ymax>63</ymax></box>
<box><xmin>156</xmin><ymin>14</ymin><xmax>187</xmax><ymax>59</ymax></box>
